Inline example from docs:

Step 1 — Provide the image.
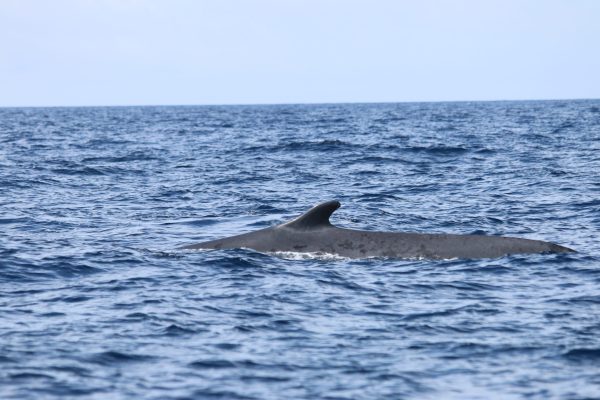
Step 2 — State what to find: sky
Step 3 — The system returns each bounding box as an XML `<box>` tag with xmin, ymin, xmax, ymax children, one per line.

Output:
<box><xmin>1</xmin><ymin>0</ymin><xmax>599</xmax><ymax>107</ymax></box>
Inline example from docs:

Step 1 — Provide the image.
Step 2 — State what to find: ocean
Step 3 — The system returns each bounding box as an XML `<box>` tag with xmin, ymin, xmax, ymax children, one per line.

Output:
<box><xmin>1</xmin><ymin>100</ymin><xmax>599</xmax><ymax>399</ymax></box>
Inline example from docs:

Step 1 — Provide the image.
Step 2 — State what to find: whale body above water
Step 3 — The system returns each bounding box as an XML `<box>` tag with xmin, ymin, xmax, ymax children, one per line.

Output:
<box><xmin>180</xmin><ymin>200</ymin><xmax>575</xmax><ymax>259</ymax></box>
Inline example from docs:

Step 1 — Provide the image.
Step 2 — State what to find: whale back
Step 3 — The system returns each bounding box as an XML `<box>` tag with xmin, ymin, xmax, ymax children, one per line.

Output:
<box><xmin>181</xmin><ymin>200</ymin><xmax>574</xmax><ymax>258</ymax></box>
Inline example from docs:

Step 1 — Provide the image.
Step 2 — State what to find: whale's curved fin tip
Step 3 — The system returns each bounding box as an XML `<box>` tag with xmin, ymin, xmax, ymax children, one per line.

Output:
<box><xmin>283</xmin><ymin>200</ymin><xmax>341</xmax><ymax>230</ymax></box>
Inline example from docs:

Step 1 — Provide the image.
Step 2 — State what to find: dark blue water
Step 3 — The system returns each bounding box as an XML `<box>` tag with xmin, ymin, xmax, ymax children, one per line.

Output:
<box><xmin>1</xmin><ymin>100</ymin><xmax>600</xmax><ymax>399</ymax></box>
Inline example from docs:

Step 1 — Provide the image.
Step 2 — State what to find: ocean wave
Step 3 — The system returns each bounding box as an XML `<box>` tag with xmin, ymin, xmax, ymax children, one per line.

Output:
<box><xmin>1</xmin><ymin>100</ymin><xmax>598</xmax><ymax>399</ymax></box>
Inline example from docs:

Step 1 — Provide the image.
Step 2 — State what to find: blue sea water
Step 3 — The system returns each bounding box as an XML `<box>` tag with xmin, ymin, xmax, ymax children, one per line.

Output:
<box><xmin>1</xmin><ymin>100</ymin><xmax>600</xmax><ymax>399</ymax></box>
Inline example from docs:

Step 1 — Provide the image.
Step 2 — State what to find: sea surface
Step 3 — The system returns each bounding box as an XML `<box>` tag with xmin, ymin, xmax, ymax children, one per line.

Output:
<box><xmin>1</xmin><ymin>100</ymin><xmax>600</xmax><ymax>399</ymax></box>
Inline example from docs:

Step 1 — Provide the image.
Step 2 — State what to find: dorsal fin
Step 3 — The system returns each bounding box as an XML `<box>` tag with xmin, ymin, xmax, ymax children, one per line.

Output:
<box><xmin>282</xmin><ymin>200</ymin><xmax>341</xmax><ymax>230</ymax></box>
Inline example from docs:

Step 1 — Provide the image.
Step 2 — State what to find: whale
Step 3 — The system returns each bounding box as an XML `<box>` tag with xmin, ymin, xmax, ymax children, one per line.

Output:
<box><xmin>180</xmin><ymin>200</ymin><xmax>575</xmax><ymax>259</ymax></box>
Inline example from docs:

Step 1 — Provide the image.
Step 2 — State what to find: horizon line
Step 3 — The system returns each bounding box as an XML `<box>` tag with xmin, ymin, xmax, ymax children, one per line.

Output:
<box><xmin>1</xmin><ymin>96</ymin><xmax>598</xmax><ymax>109</ymax></box>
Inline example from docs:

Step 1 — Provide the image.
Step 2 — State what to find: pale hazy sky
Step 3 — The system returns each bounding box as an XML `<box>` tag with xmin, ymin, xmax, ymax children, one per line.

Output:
<box><xmin>1</xmin><ymin>0</ymin><xmax>599</xmax><ymax>107</ymax></box>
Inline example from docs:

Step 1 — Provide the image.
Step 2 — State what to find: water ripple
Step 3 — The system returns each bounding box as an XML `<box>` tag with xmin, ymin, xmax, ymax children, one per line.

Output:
<box><xmin>0</xmin><ymin>101</ymin><xmax>599</xmax><ymax>399</ymax></box>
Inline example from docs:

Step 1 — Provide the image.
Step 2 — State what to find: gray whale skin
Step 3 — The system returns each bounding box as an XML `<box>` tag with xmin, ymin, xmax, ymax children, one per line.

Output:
<box><xmin>180</xmin><ymin>200</ymin><xmax>574</xmax><ymax>259</ymax></box>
